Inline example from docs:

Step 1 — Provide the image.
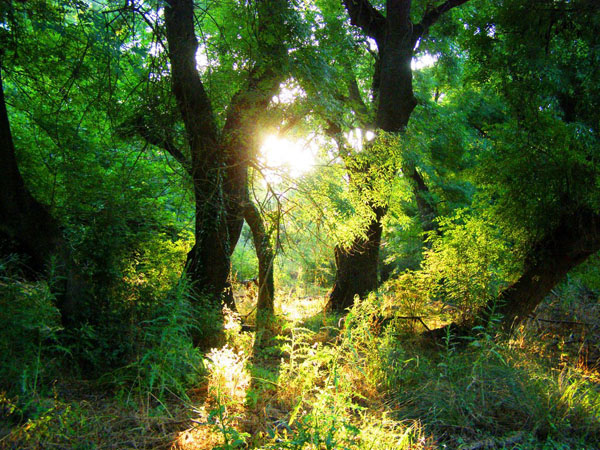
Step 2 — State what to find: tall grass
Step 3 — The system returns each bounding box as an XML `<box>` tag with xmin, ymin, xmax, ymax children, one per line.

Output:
<box><xmin>385</xmin><ymin>326</ymin><xmax>600</xmax><ymax>448</ymax></box>
<box><xmin>107</xmin><ymin>278</ymin><xmax>205</xmax><ymax>401</ymax></box>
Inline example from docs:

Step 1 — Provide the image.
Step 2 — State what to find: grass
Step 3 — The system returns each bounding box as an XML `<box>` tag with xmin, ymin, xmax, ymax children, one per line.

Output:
<box><xmin>1</xmin><ymin>278</ymin><xmax>599</xmax><ymax>450</ymax></box>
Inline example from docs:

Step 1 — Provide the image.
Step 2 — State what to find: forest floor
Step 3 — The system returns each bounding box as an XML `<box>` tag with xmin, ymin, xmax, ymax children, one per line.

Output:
<box><xmin>1</xmin><ymin>286</ymin><xmax>600</xmax><ymax>450</ymax></box>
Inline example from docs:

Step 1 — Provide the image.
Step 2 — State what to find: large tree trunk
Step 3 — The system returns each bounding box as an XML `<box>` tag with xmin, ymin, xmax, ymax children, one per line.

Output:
<box><xmin>328</xmin><ymin>1</ymin><xmax>415</xmax><ymax>311</ymax></box>
<box><xmin>330</xmin><ymin>1</ymin><xmax>470</xmax><ymax>312</ymax></box>
<box><xmin>162</xmin><ymin>0</ymin><xmax>289</xmax><ymax>320</ymax></box>
<box><xmin>0</xmin><ymin>67</ymin><xmax>77</xmax><ymax>322</ymax></box>
<box><xmin>184</xmin><ymin>185</ymin><xmax>232</xmax><ymax>300</ymax></box>
<box><xmin>375</xmin><ymin>4</ymin><xmax>417</xmax><ymax>132</ymax></box>
<box><xmin>426</xmin><ymin>208</ymin><xmax>600</xmax><ymax>343</ymax></box>
<box><xmin>328</xmin><ymin>206</ymin><xmax>385</xmax><ymax>311</ymax></box>
<box><xmin>487</xmin><ymin>209</ymin><xmax>600</xmax><ymax>331</ymax></box>
<box><xmin>0</xmin><ymin>69</ymin><xmax>62</xmax><ymax>273</ymax></box>
<box><xmin>165</xmin><ymin>0</ymin><xmax>232</xmax><ymax>302</ymax></box>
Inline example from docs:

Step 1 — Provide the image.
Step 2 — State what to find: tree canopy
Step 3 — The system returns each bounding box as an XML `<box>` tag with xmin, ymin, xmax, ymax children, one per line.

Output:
<box><xmin>1</xmin><ymin>0</ymin><xmax>599</xmax><ymax>448</ymax></box>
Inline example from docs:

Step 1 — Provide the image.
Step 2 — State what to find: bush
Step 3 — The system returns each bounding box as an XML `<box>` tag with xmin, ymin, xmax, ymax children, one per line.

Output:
<box><xmin>0</xmin><ymin>257</ymin><xmax>62</xmax><ymax>397</ymax></box>
<box><xmin>108</xmin><ymin>279</ymin><xmax>205</xmax><ymax>400</ymax></box>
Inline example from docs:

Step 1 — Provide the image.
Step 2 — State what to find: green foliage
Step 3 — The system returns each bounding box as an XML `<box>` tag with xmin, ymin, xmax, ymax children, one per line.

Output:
<box><xmin>60</xmin><ymin>223</ymin><xmax>192</xmax><ymax>377</ymax></box>
<box><xmin>209</xmin><ymin>403</ymin><xmax>251</xmax><ymax>450</ymax></box>
<box><xmin>422</xmin><ymin>211</ymin><xmax>516</xmax><ymax>318</ymax></box>
<box><xmin>0</xmin><ymin>257</ymin><xmax>62</xmax><ymax>398</ymax></box>
<box><xmin>231</xmin><ymin>224</ymin><xmax>259</xmax><ymax>282</ymax></box>
<box><xmin>108</xmin><ymin>279</ymin><xmax>205</xmax><ymax>401</ymax></box>
<box><xmin>458</xmin><ymin>0</ymin><xmax>600</xmax><ymax>246</ymax></box>
<box><xmin>268</xmin><ymin>317</ymin><xmax>424</xmax><ymax>450</ymax></box>
<box><xmin>337</xmin><ymin>293</ymin><xmax>600</xmax><ymax>449</ymax></box>
<box><xmin>2</xmin><ymin>397</ymin><xmax>102</xmax><ymax>450</ymax></box>
<box><xmin>387</xmin><ymin>340</ymin><xmax>600</xmax><ymax>448</ymax></box>
<box><xmin>381</xmin><ymin>215</ymin><xmax>425</xmax><ymax>275</ymax></box>
<box><xmin>2</xmin><ymin>1</ymin><xmax>600</xmax><ymax>449</ymax></box>
<box><xmin>382</xmin><ymin>210</ymin><xmax>516</xmax><ymax>321</ymax></box>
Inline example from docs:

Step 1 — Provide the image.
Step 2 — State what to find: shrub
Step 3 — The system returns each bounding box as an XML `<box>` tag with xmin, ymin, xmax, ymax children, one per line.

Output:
<box><xmin>0</xmin><ymin>257</ymin><xmax>62</xmax><ymax>398</ymax></box>
<box><xmin>108</xmin><ymin>279</ymin><xmax>204</xmax><ymax>401</ymax></box>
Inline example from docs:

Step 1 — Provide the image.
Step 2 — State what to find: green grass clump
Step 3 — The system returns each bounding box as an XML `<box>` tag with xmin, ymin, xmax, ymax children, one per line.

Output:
<box><xmin>385</xmin><ymin>334</ymin><xmax>600</xmax><ymax>448</ymax></box>
<box><xmin>106</xmin><ymin>279</ymin><xmax>205</xmax><ymax>401</ymax></box>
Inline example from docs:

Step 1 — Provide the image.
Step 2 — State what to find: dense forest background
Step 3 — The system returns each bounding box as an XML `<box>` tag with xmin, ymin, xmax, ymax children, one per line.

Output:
<box><xmin>1</xmin><ymin>0</ymin><xmax>599</xmax><ymax>448</ymax></box>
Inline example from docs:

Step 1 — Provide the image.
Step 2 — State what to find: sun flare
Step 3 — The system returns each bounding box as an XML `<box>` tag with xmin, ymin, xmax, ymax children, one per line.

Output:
<box><xmin>260</xmin><ymin>134</ymin><xmax>316</xmax><ymax>179</ymax></box>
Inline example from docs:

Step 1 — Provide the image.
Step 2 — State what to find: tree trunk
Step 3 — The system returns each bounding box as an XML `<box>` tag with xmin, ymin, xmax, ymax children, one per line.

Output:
<box><xmin>328</xmin><ymin>2</ymin><xmax>415</xmax><ymax>310</ymax></box>
<box><xmin>404</xmin><ymin>163</ymin><xmax>438</xmax><ymax>233</ymax></box>
<box><xmin>328</xmin><ymin>206</ymin><xmax>385</xmax><ymax>311</ymax></box>
<box><xmin>376</xmin><ymin>5</ymin><xmax>417</xmax><ymax>133</ymax></box>
<box><xmin>0</xmin><ymin>69</ymin><xmax>62</xmax><ymax>272</ymax></box>
<box><xmin>243</xmin><ymin>196</ymin><xmax>275</xmax><ymax>329</ymax></box>
<box><xmin>0</xmin><ymin>67</ymin><xmax>77</xmax><ymax>322</ymax></box>
<box><xmin>164</xmin><ymin>0</ymin><xmax>288</xmax><ymax>316</ymax></box>
<box><xmin>488</xmin><ymin>208</ymin><xmax>600</xmax><ymax>331</ymax></box>
<box><xmin>425</xmin><ymin>208</ymin><xmax>600</xmax><ymax>343</ymax></box>
<box><xmin>184</xmin><ymin>184</ymin><xmax>233</xmax><ymax>300</ymax></box>
<box><xmin>165</xmin><ymin>0</ymin><xmax>232</xmax><ymax>302</ymax></box>
<box><xmin>331</xmin><ymin>1</ymin><xmax>470</xmax><ymax>312</ymax></box>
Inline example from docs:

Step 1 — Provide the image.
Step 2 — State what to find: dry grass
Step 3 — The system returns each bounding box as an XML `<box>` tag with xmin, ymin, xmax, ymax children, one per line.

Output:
<box><xmin>4</xmin><ymin>282</ymin><xmax>598</xmax><ymax>450</ymax></box>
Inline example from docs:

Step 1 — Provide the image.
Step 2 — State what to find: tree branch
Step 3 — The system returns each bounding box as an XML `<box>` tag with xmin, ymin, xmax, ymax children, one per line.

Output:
<box><xmin>413</xmin><ymin>0</ymin><xmax>471</xmax><ymax>40</ymax></box>
<box><xmin>135</xmin><ymin>118</ymin><xmax>192</xmax><ymax>173</ymax></box>
<box><xmin>342</xmin><ymin>0</ymin><xmax>386</xmax><ymax>45</ymax></box>
<box><xmin>164</xmin><ymin>0</ymin><xmax>219</xmax><ymax>159</ymax></box>
<box><xmin>347</xmin><ymin>74</ymin><xmax>372</xmax><ymax>128</ymax></box>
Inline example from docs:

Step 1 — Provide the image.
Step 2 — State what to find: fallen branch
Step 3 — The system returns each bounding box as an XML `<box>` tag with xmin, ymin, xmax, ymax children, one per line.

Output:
<box><xmin>395</xmin><ymin>316</ymin><xmax>432</xmax><ymax>332</ymax></box>
<box><xmin>461</xmin><ymin>431</ymin><xmax>524</xmax><ymax>450</ymax></box>
<box><xmin>379</xmin><ymin>315</ymin><xmax>432</xmax><ymax>331</ymax></box>
<box><xmin>528</xmin><ymin>316</ymin><xmax>590</xmax><ymax>327</ymax></box>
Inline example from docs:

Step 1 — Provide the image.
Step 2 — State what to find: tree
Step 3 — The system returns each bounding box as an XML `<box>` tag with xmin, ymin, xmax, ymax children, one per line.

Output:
<box><xmin>328</xmin><ymin>0</ymin><xmax>471</xmax><ymax>310</ymax></box>
<box><xmin>157</xmin><ymin>0</ymin><xmax>293</xmax><ymax>336</ymax></box>
<box><xmin>0</xmin><ymin>65</ymin><xmax>63</xmax><ymax>280</ymax></box>
<box><xmin>462</xmin><ymin>0</ymin><xmax>600</xmax><ymax>330</ymax></box>
<box><xmin>0</xmin><ymin>0</ymin><xmax>196</xmax><ymax>332</ymax></box>
<box><xmin>243</xmin><ymin>187</ymin><xmax>276</xmax><ymax>330</ymax></box>
<box><xmin>0</xmin><ymin>8</ymin><xmax>76</xmax><ymax>320</ymax></box>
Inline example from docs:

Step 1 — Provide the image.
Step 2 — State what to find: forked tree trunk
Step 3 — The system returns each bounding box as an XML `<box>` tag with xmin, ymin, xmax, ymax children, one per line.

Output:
<box><xmin>329</xmin><ymin>1</ymin><xmax>470</xmax><ymax>312</ymax></box>
<box><xmin>165</xmin><ymin>0</ymin><xmax>287</xmax><ymax>314</ymax></box>
<box><xmin>165</xmin><ymin>0</ymin><xmax>233</xmax><ymax>303</ymax></box>
<box><xmin>328</xmin><ymin>1</ymin><xmax>416</xmax><ymax>311</ymax></box>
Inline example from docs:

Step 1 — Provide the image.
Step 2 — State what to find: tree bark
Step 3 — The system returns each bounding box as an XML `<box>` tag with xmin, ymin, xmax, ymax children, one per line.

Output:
<box><xmin>375</xmin><ymin>1</ymin><xmax>417</xmax><ymax>133</ymax></box>
<box><xmin>0</xmin><ymin>67</ymin><xmax>76</xmax><ymax>320</ymax></box>
<box><xmin>404</xmin><ymin>163</ymin><xmax>438</xmax><ymax>233</ymax></box>
<box><xmin>328</xmin><ymin>1</ymin><xmax>414</xmax><ymax>310</ymax></box>
<box><xmin>328</xmin><ymin>0</ymin><xmax>468</xmax><ymax>311</ymax></box>
<box><xmin>425</xmin><ymin>208</ymin><xmax>600</xmax><ymax>344</ymax></box>
<box><xmin>243</xmin><ymin>195</ymin><xmax>275</xmax><ymax>327</ymax></box>
<box><xmin>165</xmin><ymin>0</ymin><xmax>234</xmax><ymax>302</ymax></box>
<box><xmin>328</xmin><ymin>206</ymin><xmax>385</xmax><ymax>311</ymax></box>
<box><xmin>163</xmin><ymin>0</ymin><xmax>290</xmax><ymax>323</ymax></box>
<box><xmin>0</xmin><ymin>70</ymin><xmax>61</xmax><ymax>273</ymax></box>
<box><xmin>488</xmin><ymin>209</ymin><xmax>600</xmax><ymax>331</ymax></box>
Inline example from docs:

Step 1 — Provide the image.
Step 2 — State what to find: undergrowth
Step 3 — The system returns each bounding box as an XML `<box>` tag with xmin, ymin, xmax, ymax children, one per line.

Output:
<box><xmin>1</xmin><ymin>268</ymin><xmax>599</xmax><ymax>450</ymax></box>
